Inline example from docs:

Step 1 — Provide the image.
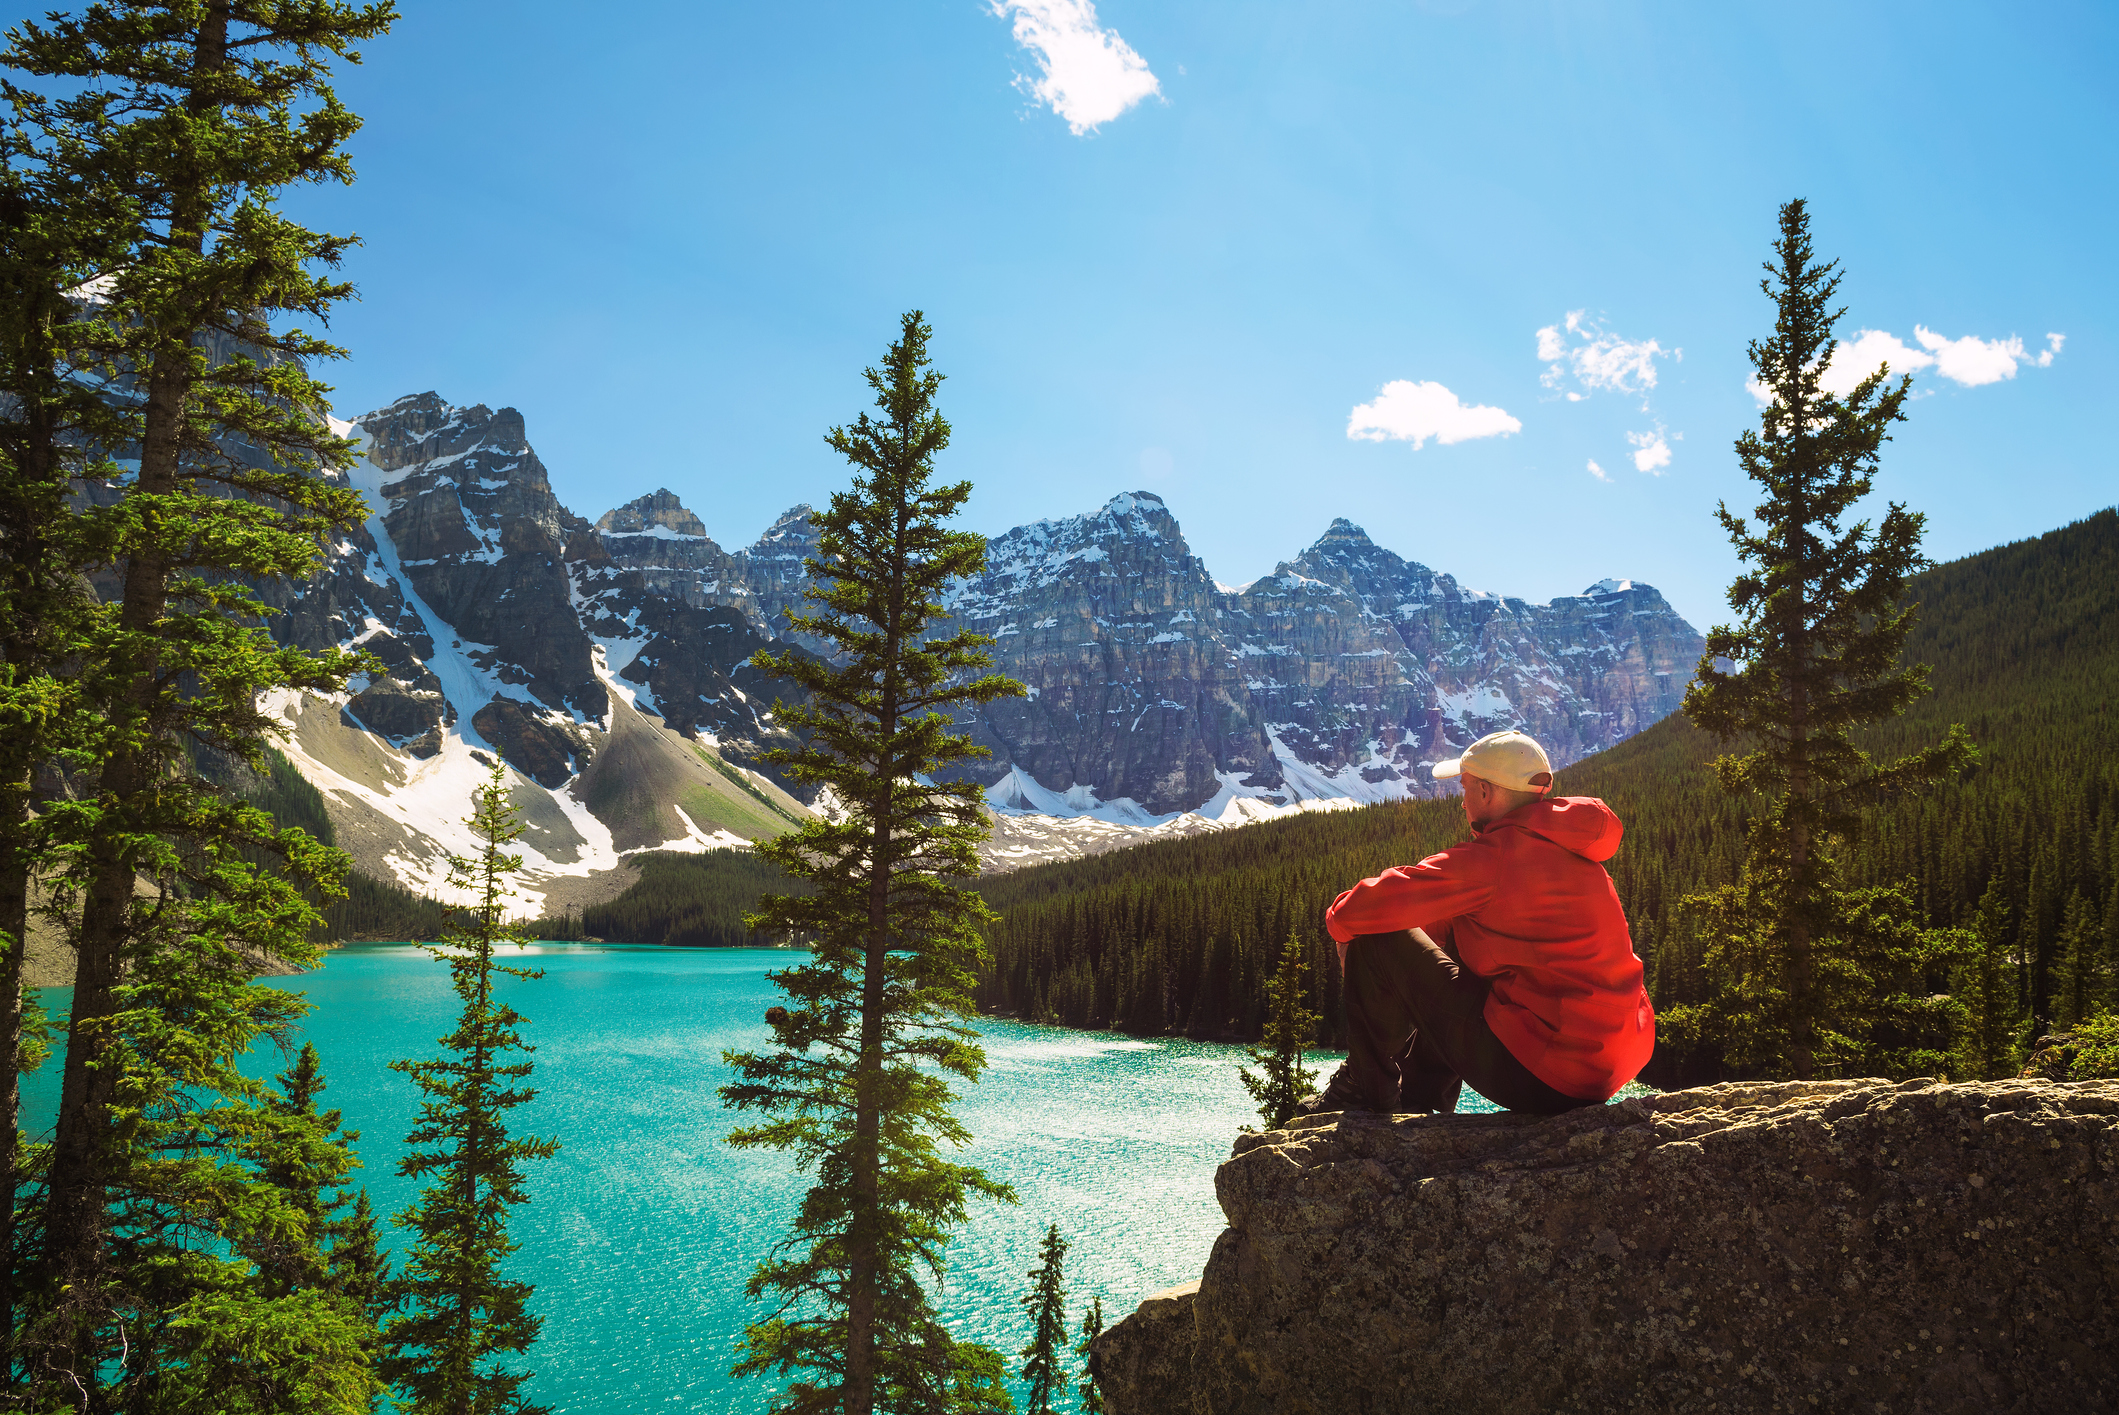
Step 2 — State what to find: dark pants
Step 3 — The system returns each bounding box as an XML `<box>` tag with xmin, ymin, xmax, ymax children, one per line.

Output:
<box><xmin>1342</xmin><ymin>929</ymin><xmax>1594</xmax><ymax>1116</ymax></box>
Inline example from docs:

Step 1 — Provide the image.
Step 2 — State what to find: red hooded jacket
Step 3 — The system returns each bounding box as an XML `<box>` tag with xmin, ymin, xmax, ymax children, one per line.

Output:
<box><xmin>1323</xmin><ymin>796</ymin><xmax>1654</xmax><ymax>1102</ymax></box>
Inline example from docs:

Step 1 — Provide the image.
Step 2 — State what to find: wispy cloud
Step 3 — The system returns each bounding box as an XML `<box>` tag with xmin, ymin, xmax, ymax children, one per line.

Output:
<box><xmin>1627</xmin><ymin>427</ymin><xmax>1672</xmax><ymax>475</ymax></box>
<box><xmin>1748</xmin><ymin>327</ymin><xmax>2065</xmax><ymax>403</ymax></box>
<box><xmin>992</xmin><ymin>0</ymin><xmax>1161</xmax><ymax>135</ymax></box>
<box><xmin>1348</xmin><ymin>380</ymin><xmax>1521</xmax><ymax>450</ymax></box>
<box><xmin>1537</xmin><ymin>310</ymin><xmax>1675</xmax><ymax>408</ymax></box>
<box><xmin>1541</xmin><ymin>308</ymin><xmax>1682</xmax><ymax>474</ymax></box>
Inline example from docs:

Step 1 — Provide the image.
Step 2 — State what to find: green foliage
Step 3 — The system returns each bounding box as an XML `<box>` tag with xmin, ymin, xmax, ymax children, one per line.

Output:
<box><xmin>259</xmin><ymin>1045</ymin><xmax>384</xmax><ymax>1301</ymax></box>
<box><xmin>1952</xmin><ymin>879</ymin><xmax>2016</xmax><ymax>1081</ymax></box>
<box><xmin>582</xmin><ymin>849</ymin><xmax>808</xmax><ymax>947</ymax></box>
<box><xmin>1238</xmin><ymin>931</ymin><xmax>1321</xmax><ymax>1131</ymax></box>
<box><xmin>1678</xmin><ymin>198</ymin><xmax>1975</xmax><ymax>1080</ymax></box>
<box><xmin>2066</xmin><ymin>1012</ymin><xmax>2119</xmax><ymax>1081</ymax></box>
<box><xmin>382</xmin><ymin>757</ymin><xmax>558</xmax><ymax>1415</ymax></box>
<box><xmin>1074</xmin><ymin>1296</ymin><xmax>1105</xmax><ymax>1415</ymax></box>
<box><xmin>198</xmin><ymin>743</ymin><xmax>459</xmax><ymax>944</ymax></box>
<box><xmin>718</xmin><ymin>313</ymin><xmax>1022</xmax><ymax>1415</ymax></box>
<box><xmin>1</xmin><ymin>0</ymin><xmax>398</xmax><ymax>1401</ymax></box>
<box><xmin>970</xmin><ymin>507</ymin><xmax>2118</xmax><ymax>1086</ymax></box>
<box><xmin>22</xmin><ymin>866</ymin><xmax>383</xmax><ymax>1412</ymax></box>
<box><xmin>1018</xmin><ymin>1225</ymin><xmax>1068</xmax><ymax>1415</ymax></box>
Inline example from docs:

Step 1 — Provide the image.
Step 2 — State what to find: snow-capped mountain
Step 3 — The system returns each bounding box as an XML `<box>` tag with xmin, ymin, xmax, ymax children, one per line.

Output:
<box><xmin>264</xmin><ymin>392</ymin><xmax>1703</xmax><ymax>902</ymax></box>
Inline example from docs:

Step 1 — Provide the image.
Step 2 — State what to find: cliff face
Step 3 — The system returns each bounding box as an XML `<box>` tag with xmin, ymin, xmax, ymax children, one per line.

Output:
<box><xmin>939</xmin><ymin>494</ymin><xmax>1700</xmax><ymax>816</ymax></box>
<box><xmin>593</xmin><ymin>488</ymin><xmax>1700</xmax><ymax>818</ymax></box>
<box><xmin>1092</xmin><ymin>1078</ymin><xmax>2119</xmax><ymax>1415</ymax></box>
<box><xmin>251</xmin><ymin>395</ymin><xmax>811</xmax><ymax>915</ymax></box>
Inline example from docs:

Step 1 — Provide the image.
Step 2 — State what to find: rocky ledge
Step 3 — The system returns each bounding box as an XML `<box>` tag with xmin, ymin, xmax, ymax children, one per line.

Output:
<box><xmin>1090</xmin><ymin>1079</ymin><xmax>2119</xmax><ymax>1414</ymax></box>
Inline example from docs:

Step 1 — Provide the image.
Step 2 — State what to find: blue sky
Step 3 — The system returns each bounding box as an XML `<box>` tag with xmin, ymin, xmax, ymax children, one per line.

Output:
<box><xmin>51</xmin><ymin>1</ymin><xmax>2119</xmax><ymax>629</ymax></box>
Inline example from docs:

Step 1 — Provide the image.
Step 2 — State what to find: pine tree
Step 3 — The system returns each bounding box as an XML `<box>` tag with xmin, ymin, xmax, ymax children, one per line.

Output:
<box><xmin>256</xmin><ymin>1043</ymin><xmax>373</xmax><ymax>1297</ymax></box>
<box><xmin>1018</xmin><ymin>1225</ymin><xmax>1070</xmax><ymax>1415</ymax></box>
<box><xmin>3</xmin><ymin>0</ymin><xmax>395</xmax><ymax>1400</ymax></box>
<box><xmin>0</xmin><ymin>101</ymin><xmax>113</xmax><ymax>1390</ymax></box>
<box><xmin>1679</xmin><ymin>198</ymin><xmax>1975</xmax><ymax>1080</ymax></box>
<box><xmin>1074</xmin><ymin>1296</ymin><xmax>1105</xmax><ymax>1415</ymax></box>
<box><xmin>720</xmin><ymin>311</ymin><xmax>1023</xmax><ymax>1414</ymax></box>
<box><xmin>1238</xmin><ymin>931</ymin><xmax>1322</xmax><ymax>1130</ymax></box>
<box><xmin>258</xmin><ymin>1040</ymin><xmax>393</xmax><ymax>1355</ymax></box>
<box><xmin>383</xmin><ymin>756</ymin><xmax>559</xmax><ymax>1415</ymax></box>
<box><xmin>2059</xmin><ymin>890</ymin><xmax>2101</xmax><ymax>1027</ymax></box>
<box><xmin>1953</xmin><ymin>878</ymin><xmax>2019</xmax><ymax>1081</ymax></box>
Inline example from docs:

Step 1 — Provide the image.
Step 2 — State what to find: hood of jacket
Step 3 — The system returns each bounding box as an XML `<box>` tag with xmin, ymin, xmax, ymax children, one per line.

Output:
<box><xmin>1486</xmin><ymin>795</ymin><xmax>1624</xmax><ymax>863</ymax></box>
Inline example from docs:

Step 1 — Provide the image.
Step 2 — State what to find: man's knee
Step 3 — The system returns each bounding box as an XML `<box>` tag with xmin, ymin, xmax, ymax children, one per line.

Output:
<box><xmin>1343</xmin><ymin>929</ymin><xmax>1414</xmax><ymax>976</ymax></box>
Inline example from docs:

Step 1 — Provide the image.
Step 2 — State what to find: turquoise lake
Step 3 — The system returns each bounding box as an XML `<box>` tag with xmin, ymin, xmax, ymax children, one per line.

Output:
<box><xmin>23</xmin><ymin>943</ymin><xmax>1505</xmax><ymax>1411</ymax></box>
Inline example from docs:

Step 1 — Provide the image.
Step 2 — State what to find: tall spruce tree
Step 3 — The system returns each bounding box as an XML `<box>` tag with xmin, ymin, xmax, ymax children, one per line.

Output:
<box><xmin>1238</xmin><ymin>931</ymin><xmax>1321</xmax><ymax>1130</ymax></box>
<box><xmin>383</xmin><ymin>756</ymin><xmax>558</xmax><ymax>1415</ymax></box>
<box><xmin>720</xmin><ymin>311</ymin><xmax>1023</xmax><ymax>1415</ymax></box>
<box><xmin>1074</xmin><ymin>1297</ymin><xmax>1104</xmax><ymax>1415</ymax></box>
<box><xmin>258</xmin><ymin>1042</ymin><xmax>391</xmax><ymax>1345</ymax></box>
<box><xmin>3</xmin><ymin>0</ymin><xmax>395</xmax><ymax>1402</ymax></box>
<box><xmin>1953</xmin><ymin>878</ymin><xmax>2019</xmax><ymax>1081</ymax></box>
<box><xmin>0</xmin><ymin>102</ymin><xmax>116</xmax><ymax>1391</ymax></box>
<box><xmin>1680</xmin><ymin>198</ymin><xmax>1975</xmax><ymax>1081</ymax></box>
<box><xmin>1018</xmin><ymin>1226</ymin><xmax>1069</xmax><ymax>1415</ymax></box>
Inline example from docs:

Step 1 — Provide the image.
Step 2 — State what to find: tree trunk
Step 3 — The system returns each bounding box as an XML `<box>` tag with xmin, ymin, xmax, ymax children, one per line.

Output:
<box><xmin>847</xmin><ymin>512</ymin><xmax>910</xmax><ymax>1415</ymax></box>
<box><xmin>0</xmin><ymin>798</ymin><xmax>28</xmax><ymax>1391</ymax></box>
<box><xmin>42</xmin><ymin>6</ymin><xmax>230</xmax><ymax>1384</ymax></box>
<box><xmin>40</xmin><ymin>364</ymin><xmax>176</xmax><ymax>1386</ymax></box>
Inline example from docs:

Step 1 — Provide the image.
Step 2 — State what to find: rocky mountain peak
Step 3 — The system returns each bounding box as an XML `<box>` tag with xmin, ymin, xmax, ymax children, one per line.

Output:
<box><xmin>596</xmin><ymin>489</ymin><xmax>713</xmax><ymax>541</ymax></box>
<box><xmin>1278</xmin><ymin>517</ymin><xmax>1436</xmax><ymax>603</ymax></box>
<box><xmin>752</xmin><ymin>505</ymin><xmax>818</xmax><ymax>557</ymax></box>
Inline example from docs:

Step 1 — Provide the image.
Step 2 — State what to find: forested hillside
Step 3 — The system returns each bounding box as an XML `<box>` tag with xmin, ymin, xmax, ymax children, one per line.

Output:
<box><xmin>580</xmin><ymin>850</ymin><xmax>807</xmax><ymax>947</ymax></box>
<box><xmin>973</xmin><ymin>510</ymin><xmax>2119</xmax><ymax>1072</ymax></box>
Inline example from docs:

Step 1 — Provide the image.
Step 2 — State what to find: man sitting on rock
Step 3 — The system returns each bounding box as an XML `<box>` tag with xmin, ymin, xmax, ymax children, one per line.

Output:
<box><xmin>1303</xmin><ymin>730</ymin><xmax>1654</xmax><ymax>1116</ymax></box>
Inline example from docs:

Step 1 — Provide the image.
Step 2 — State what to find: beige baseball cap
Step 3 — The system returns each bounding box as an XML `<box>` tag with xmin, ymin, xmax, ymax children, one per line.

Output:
<box><xmin>1431</xmin><ymin>730</ymin><xmax>1554</xmax><ymax>793</ymax></box>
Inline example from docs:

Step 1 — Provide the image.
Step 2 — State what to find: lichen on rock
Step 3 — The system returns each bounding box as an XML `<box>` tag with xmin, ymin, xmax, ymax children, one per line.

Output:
<box><xmin>1089</xmin><ymin>1078</ymin><xmax>2119</xmax><ymax>1414</ymax></box>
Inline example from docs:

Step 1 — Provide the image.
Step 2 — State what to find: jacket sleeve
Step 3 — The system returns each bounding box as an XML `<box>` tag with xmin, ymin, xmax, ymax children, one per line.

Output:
<box><xmin>1325</xmin><ymin>849</ymin><xmax>1495</xmax><ymax>946</ymax></box>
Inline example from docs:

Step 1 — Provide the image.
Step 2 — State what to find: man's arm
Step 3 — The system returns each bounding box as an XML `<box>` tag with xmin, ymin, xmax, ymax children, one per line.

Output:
<box><xmin>1325</xmin><ymin>851</ymin><xmax>1495</xmax><ymax>964</ymax></box>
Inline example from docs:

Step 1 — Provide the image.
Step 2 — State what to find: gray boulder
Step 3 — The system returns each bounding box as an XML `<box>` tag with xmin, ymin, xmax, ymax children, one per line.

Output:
<box><xmin>1089</xmin><ymin>1079</ymin><xmax>2119</xmax><ymax>1414</ymax></box>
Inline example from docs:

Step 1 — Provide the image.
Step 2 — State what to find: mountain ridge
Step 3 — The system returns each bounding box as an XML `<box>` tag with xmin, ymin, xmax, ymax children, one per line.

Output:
<box><xmin>258</xmin><ymin>391</ymin><xmax>1702</xmax><ymax>908</ymax></box>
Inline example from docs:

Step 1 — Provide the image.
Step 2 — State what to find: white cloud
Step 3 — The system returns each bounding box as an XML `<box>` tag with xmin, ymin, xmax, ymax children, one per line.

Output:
<box><xmin>1820</xmin><ymin>329</ymin><xmax>1934</xmax><ymax>396</ymax></box>
<box><xmin>1750</xmin><ymin>327</ymin><xmax>2066</xmax><ymax>403</ymax></box>
<box><xmin>1913</xmin><ymin>326</ymin><xmax>2066</xmax><ymax>387</ymax></box>
<box><xmin>1586</xmin><ymin>459</ymin><xmax>1610</xmax><ymax>483</ymax></box>
<box><xmin>1627</xmin><ymin>428</ymin><xmax>1671</xmax><ymax>475</ymax></box>
<box><xmin>1537</xmin><ymin>310</ymin><xmax>1673</xmax><ymax>408</ymax></box>
<box><xmin>1347</xmin><ymin>380</ymin><xmax>1521</xmax><ymax>450</ymax></box>
<box><xmin>992</xmin><ymin>0</ymin><xmax>1161</xmax><ymax>135</ymax></box>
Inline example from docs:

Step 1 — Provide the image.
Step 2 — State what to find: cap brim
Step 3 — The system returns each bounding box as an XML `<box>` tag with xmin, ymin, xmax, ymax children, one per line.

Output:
<box><xmin>1431</xmin><ymin>758</ymin><xmax>1463</xmax><ymax>780</ymax></box>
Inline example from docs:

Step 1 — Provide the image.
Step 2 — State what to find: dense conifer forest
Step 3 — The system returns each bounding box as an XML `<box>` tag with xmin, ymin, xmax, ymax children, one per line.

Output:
<box><xmin>581</xmin><ymin>850</ymin><xmax>809</xmax><ymax>946</ymax></box>
<box><xmin>973</xmin><ymin>509</ymin><xmax>2119</xmax><ymax>1076</ymax></box>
